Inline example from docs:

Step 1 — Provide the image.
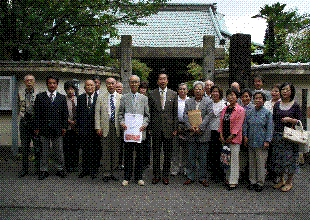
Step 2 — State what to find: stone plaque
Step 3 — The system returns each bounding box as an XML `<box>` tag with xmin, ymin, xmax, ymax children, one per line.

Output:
<box><xmin>0</xmin><ymin>76</ymin><xmax>12</xmax><ymax>110</ymax></box>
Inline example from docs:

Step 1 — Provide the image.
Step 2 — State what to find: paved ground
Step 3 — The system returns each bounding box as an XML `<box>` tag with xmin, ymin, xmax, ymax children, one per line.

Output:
<box><xmin>0</xmin><ymin>157</ymin><xmax>309</xmax><ymax>219</ymax></box>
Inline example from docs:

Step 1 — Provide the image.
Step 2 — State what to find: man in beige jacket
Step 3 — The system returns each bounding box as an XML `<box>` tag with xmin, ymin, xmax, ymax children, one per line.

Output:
<box><xmin>95</xmin><ymin>77</ymin><xmax>122</xmax><ymax>182</ymax></box>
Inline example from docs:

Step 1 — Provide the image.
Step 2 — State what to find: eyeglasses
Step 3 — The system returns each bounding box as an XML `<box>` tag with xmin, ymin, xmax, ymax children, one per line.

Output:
<box><xmin>281</xmin><ymin>88</ymin><xmax>291</xmax><ymax>92</ymax></box>
<box><xmin>129</xmin><ymin>81</ymin><xmax>140</xmax><ymax>85</ymax></box>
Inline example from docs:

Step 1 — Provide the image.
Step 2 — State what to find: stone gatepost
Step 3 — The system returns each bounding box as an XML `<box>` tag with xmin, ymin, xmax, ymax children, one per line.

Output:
<box><xmin>203</xmin><ymin>35</ymin><xmax>215</xmax><ymax>82</ymax></box>
<box><xmin>120</xmin><ymin>35</ymin><xmax>132</xmax><ymax>94</ymax></box>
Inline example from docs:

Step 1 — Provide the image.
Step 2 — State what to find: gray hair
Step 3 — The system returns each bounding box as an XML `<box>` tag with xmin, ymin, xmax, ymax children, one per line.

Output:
<box><xmin>129</xmin><ymin>75</ymin><xmax>140</xmax><ymax>82</ymax></box>
<box><xmin>193</xmin><ymin>81</ymin><xmax>205</xmax><ymax>90</ymax></box>
<box><xmin>178</xmin><ymin>83</ymin><xmax>188</xmax><ymax>90</ymax></box>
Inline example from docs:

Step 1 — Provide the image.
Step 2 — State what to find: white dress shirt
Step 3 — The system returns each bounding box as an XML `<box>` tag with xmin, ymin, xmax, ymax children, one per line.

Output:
<box><xmin>178</xmin><ymin>95</ymin><xmax>190</xmax><ymax>122</ymax></box>
<box><xmin>46</xmin><ymin>90</ymin><xmax>57</xmax><ymax>102</ymax></box>
<box><xmin>86</xmin><ymin>93</ymin><xmax>95</xmax><ymax>106</ymax></box>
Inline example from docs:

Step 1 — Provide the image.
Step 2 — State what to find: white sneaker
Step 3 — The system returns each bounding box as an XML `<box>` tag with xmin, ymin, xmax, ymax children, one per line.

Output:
<box><xmin>122</xmin><ymin>180</ymin><xmax>129</xmax><ymax>186</ymax></box>
<box><xmin>138</xmin><ymin>180</ymin><xmax>145</xmax><ymax>186</ymax></box>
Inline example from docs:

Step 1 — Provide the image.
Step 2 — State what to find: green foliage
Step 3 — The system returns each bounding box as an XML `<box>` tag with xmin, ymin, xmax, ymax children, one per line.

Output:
<box><xmin>252</xmin><ymin>2</ymin><xmax>309</xmax><ymax>63</ymax></box>
<box><xmin>106</xmin><ymin>59</ymin><xmax>152</xmax><ymax>82</ymax></box>
<box><xmin>187</xmin><ymin>61</ymin><xmax>203</xmax><ymax>80</ymax></box>
<box><xmin>0</xmin><ymin>0</ymin><xmax>167</xmax><ymax>64</ymax></box>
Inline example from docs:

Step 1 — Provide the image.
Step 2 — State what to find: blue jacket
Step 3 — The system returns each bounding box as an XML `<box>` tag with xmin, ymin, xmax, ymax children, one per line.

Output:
<box><xmin>243</xmin><ymin>106</ymin><xmax>273</xmax><ymax>148</ymax></box>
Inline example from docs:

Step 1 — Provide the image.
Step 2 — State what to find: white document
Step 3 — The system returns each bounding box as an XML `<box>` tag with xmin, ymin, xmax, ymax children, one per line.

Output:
<box><xmin>124</xmin><ymin>113</ymin><xmax>143</xmax><ymax>143</ymax></box>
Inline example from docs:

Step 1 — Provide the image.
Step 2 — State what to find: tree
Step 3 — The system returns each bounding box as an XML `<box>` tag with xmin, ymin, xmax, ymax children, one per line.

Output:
<box><xmin>252</xmin><ymin>2</ymin><xmax>306</xmax><ymax>63</ymax></box>
<box><xmin>0</xmin><ymin>0</ymin><xmax>167</xmax><ymax>64</ymax></box>
<box><xmin>106</xmin><ymin>59</ymin><xmax>152</xmax><ymax>82</ymax></box>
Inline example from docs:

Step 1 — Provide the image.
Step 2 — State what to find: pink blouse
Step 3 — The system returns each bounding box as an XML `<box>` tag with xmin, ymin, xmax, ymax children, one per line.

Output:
<box><xmin>218</xmin><ymin>103</ymin><xmax>245</xmax><ymax>144</ymax></box>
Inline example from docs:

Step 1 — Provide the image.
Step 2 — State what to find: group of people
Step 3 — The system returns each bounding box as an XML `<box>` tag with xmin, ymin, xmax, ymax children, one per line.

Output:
<box><xmin>18</xmin><ymin>73</ymin><xmax>304</xmax><ymax>192</ymax></box>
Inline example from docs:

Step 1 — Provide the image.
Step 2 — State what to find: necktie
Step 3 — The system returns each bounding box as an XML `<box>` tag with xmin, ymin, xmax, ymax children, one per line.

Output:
<box><xmin>160</xmin><ymin>91</ymin><xmax>164</xmax><ymax>110</ymax></box>
<box><xmin>110</xmin><ymin>94</ymin><xmax>115</xmax><ymax>124</ymax></box>
<box><xmin>133</xmin><ymin>94</ymin><xmax>136</xmax><ymax>105</ymax></box>
<box><xmin>50</xmin><ymin>93</ymin><xmax>54</xmax><ymax>103</ymax></box>
<box><xmin>71</xmin><ymin>99</ymin><xmax>76</xmax><ymax>120</ymax></box>
<box><xmin>87</xmin><ymin>96</ymin><xmax>92</xmax><ymax>108</ymax></box>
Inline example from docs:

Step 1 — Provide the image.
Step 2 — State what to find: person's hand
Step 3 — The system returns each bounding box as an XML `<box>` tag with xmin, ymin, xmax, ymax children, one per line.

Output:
<box><xmin>34</xmin><ymin>129</ymin><xmax>39</xmax><ymax>136</ymax></box>
<box><xmin>196</xmin><ymin>127</ymin><xmax>202</xmax><ymax>134</ymax></box>
<box><xmin>226</xmin><ymin>135</ymin><xmax>234</xmax><ymax>144</ymax></box>
<box><xmin>121</xmin><ymin>123</ymin><xmax>127</xmax><ymax>131</ymax></box>
<box><xmin>243</xmin><ymin>136</ymin><xmax>249</xmax><ymax>146</ymax></box>
<box><xmin>282</xmin><ymin>117</ymin><xmax>294</xmax><ymax>124</ymax></box>
<box><xmin>139</xmin><ymin>125</ymin><xmax>146</xmax><ymax>132</ymax></box>
<box><xmin>62</xmin><ymin>129</ymin><xmax>66</xmax><ymax>136</ymax></box>
<box><xmin>263</xmin><ymin>142</ymin><xmax>269</xmax><ymax>150</ymax></box>
<box><xmin>68</xmin><ymin>120</ymin><xmax>75</xmax><ymax>126</ymax></box>
<box><xmin>189</xmin><ymin>127</ymin><xmax>196</xmax><ymax>133</ymax></box>
<box><xmin>219</xmin><ymin>133</ymin><xmax>225</xmax><ymax>144</ymax></box>
<box><xmin>97</xmin><ymin>129</ymin><xmax>103</xmax><ymax>137</ymax></box>
<box><xmin>173</xmin><ymin>130</ymin><xmax>177</xmax><ymax>136</ymax></box>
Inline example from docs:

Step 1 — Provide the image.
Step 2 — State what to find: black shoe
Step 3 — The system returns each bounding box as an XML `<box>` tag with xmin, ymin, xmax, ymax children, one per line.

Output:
<box><xmin>78</xmin><ymin>171</ymin><xmax>89</xmax><ymax>178</ymax></box>
<box><xmin>56</xmin><ymin>170</ymin><xmax>66</xmax><ymax>178</ymax></box>
<box><xmin>247</xmin><ymin>184</ymin><xmax>256</xmax><ymax>190</ymax></box>
<box><xmin>102</xmin><ymin>176</ymin><xmax>109</xmax><ymax>182</ymax></box>
<box><xmin>109</xmin><ymin>175</ymin><xmax>119</xmax><ymax>181</ymax></box>
<box><xmin>38</xmin><ymin>171</ymin><xmax>49</xmax><ymax>180</ymax></box>
<box><xmin>254</xmin><ymin>185</ymin><xmax>264</xmax><ymax>192</ymax></box>
<box><xmin>91</xmin><ymin>171</ymin><xmax>98</xmax><ymax>180</ymax></box>
<box><xmin>18</xmin><ymin>169</ymin><xmax>28</xmax><ymax>178</ymax></box>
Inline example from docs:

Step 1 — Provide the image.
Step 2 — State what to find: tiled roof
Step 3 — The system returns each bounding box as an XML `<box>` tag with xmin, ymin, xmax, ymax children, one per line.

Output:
<box><xmin>109</xmin><ymin>4</ymin><xmax>230</xmax><ymax>50</ymax></box>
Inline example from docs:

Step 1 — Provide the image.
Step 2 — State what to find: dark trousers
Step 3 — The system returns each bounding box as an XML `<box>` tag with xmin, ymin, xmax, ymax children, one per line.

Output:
<box><xmin>63</xmin><ymin>129</ymin><xmax>79</xmax><ymax>170</ymax></box>
<box><xmin>124</xmin><ymin>142</ymin><xmax>144</xmax><ymax>181</ymax></box>
<box><xmin>152</xmin><ymin>132</ymin><xmax>173</xmax><ymax>178</ymax></box>
<box><xmin>208</xmin><ymin>130</ymin><xmax>224</xmax><ymax>178</ymax></box>
<box><xmin>80</xmin><ymin>131</ymin><xmax>101</xmax><ymax>174</ymax></box>
<box><xmin>19</xmin><ymin>120</ymin><xmax>40</xmax><ymax>172</ymax></box>
<box><xmin>142</xmin><ymin>131</ymin><xmax>151</xmax><ymax>168</ymax></box>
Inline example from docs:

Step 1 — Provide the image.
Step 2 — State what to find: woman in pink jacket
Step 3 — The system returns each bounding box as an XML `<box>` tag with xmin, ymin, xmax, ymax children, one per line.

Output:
<box><xmin>219</xmin><ymin>88</ymin><xmax>245</xmax><ymax>190</ymax></box>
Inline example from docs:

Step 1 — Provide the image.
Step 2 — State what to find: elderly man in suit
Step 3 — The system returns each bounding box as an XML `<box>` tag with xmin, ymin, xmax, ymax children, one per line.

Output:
<box><xmin>18</xmin><ymin>74</ymin><xmax>41</xmax><ymax>177</ymax></box>
<box><xmin>183</xmin><ymin>81</ymin><xmax>214</xmax><ymax>187</ymax></box>
<box><xmin>95</xmin><ymin>77</ymin><xmax>122</xmax><ymax>182</ymax></box>
<box><xmin>149</xmin><ymin>72</ymin><xmax>178</xmax><ymax>185</ymax></box>
<box><xmin>119</xmin><ymin>75</ymin><xmax>149</xmax><ymax>186</ymax></box>
<box><xmin>77</xmin><ymin>80</ymin><xmax>101</xmax><ymax>179</ymax></box>
<box><xmin>34</xmin><ymin>75</ymin><xmax>68</xmax><ymax>180</ymax></box>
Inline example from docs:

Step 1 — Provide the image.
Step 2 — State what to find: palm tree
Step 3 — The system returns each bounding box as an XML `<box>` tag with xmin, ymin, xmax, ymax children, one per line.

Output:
<box><xmin>252</xmin><ymin>2</ymin><xmax>304</xmax><ymax>63</ymax></box>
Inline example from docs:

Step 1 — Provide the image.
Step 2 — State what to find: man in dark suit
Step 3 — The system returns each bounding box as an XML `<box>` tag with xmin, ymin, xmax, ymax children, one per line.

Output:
<box><xmin>149</xmin><ymin>72</ymin><xmax>178</xmax><ymax>185</ymax></box>
<box><xmin>34</xmin><ymin>75</ymin><xmax>68</xmax><ymax>180</ymax></box>
<box><xmin>77</xmin><ymin>80</ymin><xmax>101</xmax><ymax>179</ymax></box>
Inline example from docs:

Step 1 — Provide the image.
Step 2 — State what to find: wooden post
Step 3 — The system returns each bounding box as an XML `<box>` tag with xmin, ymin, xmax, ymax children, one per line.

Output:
<box><xmin>229</xmin><ymin>34</ymin><xmax>251</xmax><ymax>89</ymax></box>
<box><xmin>203</xmin><ymin>35</ymin><xmax>215</xmax><ymax>81</ymax></box>
<box><xmin>120</xmin><ymin>35</ymin><xmax>132</xmax><ymax>94</ymax></box>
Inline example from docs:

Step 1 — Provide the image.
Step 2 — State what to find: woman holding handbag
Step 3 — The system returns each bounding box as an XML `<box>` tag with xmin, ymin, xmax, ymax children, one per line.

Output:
<box><xmin>219</xmin><ymin>88</ymin><xmax>245</xmax><ymax>190</ymax></box>
<box><xmin>272</xmin><ymin>82</ymin><xmax>301</xmax><ymax>192</ymax></box>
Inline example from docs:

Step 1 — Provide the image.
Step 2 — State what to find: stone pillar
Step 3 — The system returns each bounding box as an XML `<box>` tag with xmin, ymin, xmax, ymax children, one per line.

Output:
<box><xmin>203</xmin><ymin>35</ymin><xmax>215</xmax><ymax>82</ymax></box>
<box><xmin>229</xmin><ymin>34</ymin><xmax>251</xmax><ymax>89</ymax></box>
<box><xmin>120</xmin><ymin>35</ymin><xmax>132</xmax><ymax>94</ymax></box>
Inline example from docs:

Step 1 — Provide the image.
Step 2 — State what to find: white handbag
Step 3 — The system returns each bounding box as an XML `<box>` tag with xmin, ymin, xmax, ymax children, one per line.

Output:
<box><xmin>283</xmin><ymin>121</ymin><xmax>310</xmax><ymax>153</ymax></box>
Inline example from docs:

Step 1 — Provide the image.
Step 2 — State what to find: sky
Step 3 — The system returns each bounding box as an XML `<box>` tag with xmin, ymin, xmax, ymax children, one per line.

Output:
<box><xmin>169</xmin><ymin>0</ymin><xmax>310</xmax><ymax>44</ymax></box>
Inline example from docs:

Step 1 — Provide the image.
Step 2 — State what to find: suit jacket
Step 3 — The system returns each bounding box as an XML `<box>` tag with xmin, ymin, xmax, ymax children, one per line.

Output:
<box><xmin>34</xmin><ymin>91</ymin><xmax>68</xmax><ymax>137</ymax></box>
<box><xmin>119</xmin><ymin>93</ymin><xmax>149</xmax><ymax>141</ymax></box>
<box><xmin>95</xmin><ymin>92</ymin><xmax>121</xmax><ymax>137</ymax></box>
<box><xmin>149</xmin><ymin>88</ymin><xmax>178</xmax><ymax>139</ymax></box>
<box><xmin>76</xmin><ymin>93</ymin><xmax>98</xmax><ymax>134</ymax></box>
<box><xmin>183</xmin><ymin>96</ymin><xmax>214</xmax><ymax>143</ymax></box>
